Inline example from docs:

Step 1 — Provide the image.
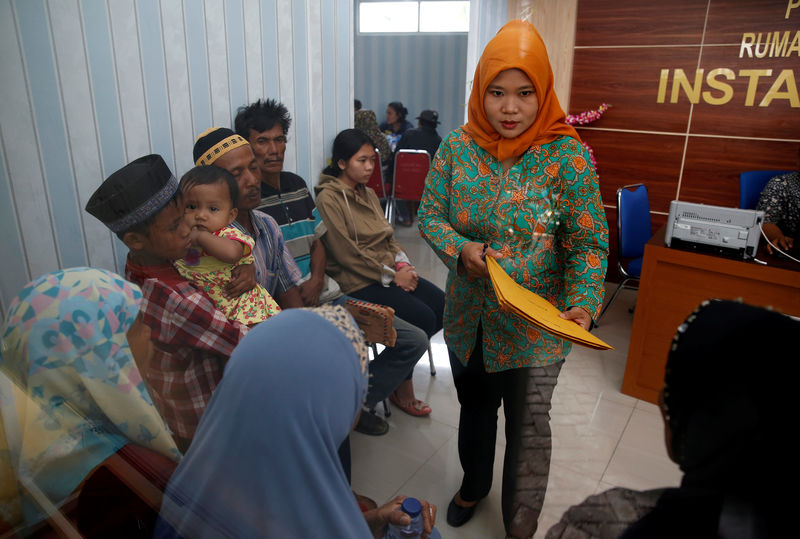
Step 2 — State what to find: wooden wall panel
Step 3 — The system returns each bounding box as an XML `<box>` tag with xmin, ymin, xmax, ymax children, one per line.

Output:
<box><xmin>575</xmin><ymin>0</ymin><xmax>707</xmax><ymax>47</ymax></box>
<box><xmin>571</xmin><ymin>48</ymin><xmax>697</xmax><ymax>132</ymax></box>
<box><xmin>573</xmin><ymin>0</ymin><xmax>800</xmax><ymax>283</ymax></box>
<box><xmin>680</xmin><ymin>137</ymin><xmax>799</xmax><ymax>206</ymax></box>
<box><xmin>578</xmin><ymin>130</ymin><xmax>683</xmax><ymax>214</ymax></box>
<box><xmin>704</xmin><ymin>0</ymin><xmax>797</xmax><ymax>42</ymax></box>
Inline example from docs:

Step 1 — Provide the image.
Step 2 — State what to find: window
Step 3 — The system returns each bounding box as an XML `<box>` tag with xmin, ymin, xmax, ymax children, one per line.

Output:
<box><xmin>419</xmin><ymin>1</ymin><xmax>469</xmax><ymax>33</ymax></box>
<box><xmin>359</xmin><ymin>1</ymin><xmax>469</xmax><ymax>34</ymax></box>
<box><xmin>359</xmin><ymin>2</ymin><xmax>419</xmax><ymax>33</ymax></box>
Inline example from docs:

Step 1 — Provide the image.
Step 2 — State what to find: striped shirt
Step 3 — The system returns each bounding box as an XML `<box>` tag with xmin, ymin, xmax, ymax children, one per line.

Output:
<box><xmin>233</xmin><ymin>209</ymin><xmax>302</xmax><ymax>295</ymax></box>
<box><xmin>256</xmin><ymin>172</ymin><xmax>326</xmax><ymax>279</ymax></box>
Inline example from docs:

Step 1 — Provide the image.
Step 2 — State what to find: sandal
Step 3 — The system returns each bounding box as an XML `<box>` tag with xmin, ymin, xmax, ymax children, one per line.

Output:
<box><xmin>389</xmin><ymin>392</ymin><xmax>432</xmax><ymax>417</ymax></box>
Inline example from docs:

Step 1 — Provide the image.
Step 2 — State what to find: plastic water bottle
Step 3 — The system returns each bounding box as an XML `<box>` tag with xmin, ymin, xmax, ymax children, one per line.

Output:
<box><xmin>385</xmin><ymin>497</ymin><xmax>424</xmax><ymax>539</ymax></box>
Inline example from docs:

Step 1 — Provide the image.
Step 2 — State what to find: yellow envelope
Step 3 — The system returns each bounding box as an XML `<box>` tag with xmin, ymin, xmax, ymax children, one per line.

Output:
<box><xmin>486</xmin><ymin>257</ymin><xmax>613</xmax><ymax>351</ymax></box>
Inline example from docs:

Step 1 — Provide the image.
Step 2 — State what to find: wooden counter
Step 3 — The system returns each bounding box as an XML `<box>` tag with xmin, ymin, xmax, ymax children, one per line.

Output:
<box><xmin>621</xmin><ymin>225</ymin><xmax>800</xmax><ymax>404</ymax></box>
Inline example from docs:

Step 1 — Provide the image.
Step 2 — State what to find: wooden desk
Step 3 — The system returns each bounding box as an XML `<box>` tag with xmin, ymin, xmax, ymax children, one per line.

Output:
<box><xmin>621</xmin><ymin>225</ymin><xmax>800</xmax><ymax>404</ymax></box>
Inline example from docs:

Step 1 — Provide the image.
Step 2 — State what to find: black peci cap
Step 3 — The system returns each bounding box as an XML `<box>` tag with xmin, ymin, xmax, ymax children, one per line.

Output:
<box><xmin>85</xmin><ymin>154</ymin><xmax>179</xmax><ymax>233</ymax></box>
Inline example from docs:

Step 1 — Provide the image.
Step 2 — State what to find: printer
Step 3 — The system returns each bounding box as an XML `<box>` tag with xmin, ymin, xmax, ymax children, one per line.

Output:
<box><xmin>665</xmin><ymin>200</ymin><xmax>764</xmax><ymax>259</ymax></box>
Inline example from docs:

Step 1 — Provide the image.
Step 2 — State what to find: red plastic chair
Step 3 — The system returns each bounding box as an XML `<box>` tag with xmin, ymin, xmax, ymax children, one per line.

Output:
<box><xmin>387</xmin><ymin>149</ymin><xmax>430</xmax><ymax>224</ymax></box>
<box><xmin>365</xmin><ymin>147</ymin><xmax>388</xmax><ymax>200</ymax></box>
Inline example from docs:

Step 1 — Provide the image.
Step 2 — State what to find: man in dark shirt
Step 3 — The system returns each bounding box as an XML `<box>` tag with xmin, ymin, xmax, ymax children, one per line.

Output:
<box><xmin>395</xmin><ymin>109</ymin><xmax>442</xmax><ymax>159</ymax></box>
<box><xmin>393</xmin><ymin>109</ymin><xmax>443</xmax><ymax>225</ymax></box>
<box><xmin>234</xmin><ymin>99</ymin><xmax>328</xmax><ymax>306</ymax></box>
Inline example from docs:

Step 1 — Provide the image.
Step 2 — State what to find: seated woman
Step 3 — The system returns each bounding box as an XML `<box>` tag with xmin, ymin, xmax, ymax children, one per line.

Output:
<box><xmin>155</xmin><ymin>307</ymin><xmax>439</xmax><ymax>538</ymax></box>
<box><xmin>756</xmin><ymin>146</ymin><xmax>799</xmax><ymax>256</ymax></box>
<box><xmin>315</xmin><ymin>128</ymin><xmax>445</xmax><ymax>417</ymax></box>
<box><xmin>0</xmin><ymin>267</ymin><xmax>179</xmax><ymax>535</ymax></box>
<box><xmin>380</xmin><ymin>101</ymin><xmax>414</xmax><ymax>146</ymax></box>
<box><xmin>546</xmin><ymin>299</ymin><xmax>798</xmax><ymax>538</ymax></box>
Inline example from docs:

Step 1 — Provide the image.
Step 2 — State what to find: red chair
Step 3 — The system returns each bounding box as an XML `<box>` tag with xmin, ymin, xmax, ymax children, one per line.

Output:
<box><xmin>365</xmin><ymin>147</ymin><xmax>388</xmax><ymax>200</ymax></box>
<box><xmin>387</xmin><ymin>149</ymin><xmax>430</xmax><ymax>224</ymax></box>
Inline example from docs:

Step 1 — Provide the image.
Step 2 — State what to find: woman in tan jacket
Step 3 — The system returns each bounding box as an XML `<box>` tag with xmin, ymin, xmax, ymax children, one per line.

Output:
<box><xmin>315</xmin><ymin>128</ymin><xmax>445</xmax><ymax>417</ymax></box>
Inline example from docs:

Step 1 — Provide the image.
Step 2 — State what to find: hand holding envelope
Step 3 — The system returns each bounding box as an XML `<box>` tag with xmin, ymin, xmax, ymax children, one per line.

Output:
<box><xmin>486</xmin><ymin>257</ymin><xmax>613</xmax><ymax>351</ymax></box>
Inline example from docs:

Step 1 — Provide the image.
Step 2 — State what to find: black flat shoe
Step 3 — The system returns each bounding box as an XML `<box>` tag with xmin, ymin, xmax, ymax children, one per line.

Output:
<box><xmin>354</xmin><ymin>410</ymin><xmax>389</xmax><ymax>436</ymax></box>
<box><xmin>446</xmin><ymin>495</ymin><xmax>478</xmax><ymax>527</ymax></box>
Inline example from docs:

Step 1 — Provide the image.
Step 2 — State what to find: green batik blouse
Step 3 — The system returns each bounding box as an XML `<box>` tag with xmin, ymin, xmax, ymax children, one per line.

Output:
<box><xmin>418</xmin><ymin>128</ymin><xmax>609</xmax><ymax>371</ymax></box>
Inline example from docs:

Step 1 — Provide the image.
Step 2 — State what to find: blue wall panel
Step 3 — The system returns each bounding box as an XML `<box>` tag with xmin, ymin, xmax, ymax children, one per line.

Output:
<box><xmin>18</xmin><ymin>0</ymin><xmax>87</xmax><ymax>269</ymax></box>
<box><xmin>225</xmin><ymin>0</ymin><xmax>248</xmax><ymax>120</ymax></box>
<box><xmin>0</xmin><ymin>0</ymin><xmax>352</xmax><ymax>311</ymax></box>
<box><xmin>137</xmin><ymin>0</ymin><xmax>174</xmax><ymax>167</ymax></box>
<box><xmin>185</xmin><ymin>0</ymin><xmax>213</xmax><ymax>136</ymax></box>
<box><xmin>0</xmin><ymin>146</ymin><xmax>30</xmax><ymax>319</ymax></box>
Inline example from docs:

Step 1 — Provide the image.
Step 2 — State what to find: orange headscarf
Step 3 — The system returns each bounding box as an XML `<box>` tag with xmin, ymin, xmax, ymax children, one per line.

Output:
<box><xmin>463</xmin><ymin>20</ymin><xmax>579</xmax><ymax>161</ymax></box>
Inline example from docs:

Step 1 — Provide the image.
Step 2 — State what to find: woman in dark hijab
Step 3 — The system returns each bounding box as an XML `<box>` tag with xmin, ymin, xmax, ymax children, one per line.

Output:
<box><xmin>547</xmin><ymin>299</ymin><xmax>798</xmax><ymax>539</ymax></box>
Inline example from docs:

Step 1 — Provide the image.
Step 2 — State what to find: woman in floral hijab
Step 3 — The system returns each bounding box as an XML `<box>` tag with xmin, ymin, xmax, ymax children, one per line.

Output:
<box><xmin>0</xmin><ymin>267</ymin><xmax>178</xmax><ymax>532</ymax></box>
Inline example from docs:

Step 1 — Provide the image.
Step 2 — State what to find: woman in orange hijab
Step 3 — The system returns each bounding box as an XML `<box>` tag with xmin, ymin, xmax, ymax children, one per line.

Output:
<box><xmin>418</xmin><ymin>20</ymin><xmax>608</xmax><ymax>537</ymax></box>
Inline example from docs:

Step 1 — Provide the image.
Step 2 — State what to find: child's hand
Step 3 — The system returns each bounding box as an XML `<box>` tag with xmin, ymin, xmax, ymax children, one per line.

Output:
<box><xmin>188</xmin><ymin>227</ymin><xmax>209</xmax><ymax>247</ymax></box>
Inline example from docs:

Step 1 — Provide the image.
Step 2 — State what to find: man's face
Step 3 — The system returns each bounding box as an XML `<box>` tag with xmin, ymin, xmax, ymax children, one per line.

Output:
<box><xmin>248</xmin><ymin>124</ymin><xmax>287</xmax><ymax>177</ymax></box>
<box><xmin>136</xmin><ymin>198</ymin><xmax>192</xmax><ymax>261</ymax></box>
<box><xmin>214</xmin><ymin>145</ymin><xmax>262</xmax><ymax>211</ymax></box>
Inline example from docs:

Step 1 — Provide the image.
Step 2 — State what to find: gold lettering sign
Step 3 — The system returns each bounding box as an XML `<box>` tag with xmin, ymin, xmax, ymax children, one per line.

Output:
<box><xmin>656</xmin><ymin>68</ymin><xmax>798</xmax><ymax>106</ymax></box>
<box><xmin>739</xmin><ymin>31</ymin><xmax>800</xmax><ymax>58</ymax></box>
<box><xmin>656</xmin><ymin>1</ymin><xmax>799</xmax><ymax>106</ymax></box>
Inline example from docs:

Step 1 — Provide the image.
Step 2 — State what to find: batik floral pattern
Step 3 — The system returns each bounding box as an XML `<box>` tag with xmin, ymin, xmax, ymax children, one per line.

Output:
<box><xmin>418</xmin><ymin>130</ymin><xmax>608</xmax><ymax>371</ymax></box>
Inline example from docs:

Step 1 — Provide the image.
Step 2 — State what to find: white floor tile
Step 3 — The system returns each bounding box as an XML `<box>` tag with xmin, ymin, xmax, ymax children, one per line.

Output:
<box><xmin>602</xmin><ymin>444</ymin><xmax>682</xmax><ymax>491</ymax></box>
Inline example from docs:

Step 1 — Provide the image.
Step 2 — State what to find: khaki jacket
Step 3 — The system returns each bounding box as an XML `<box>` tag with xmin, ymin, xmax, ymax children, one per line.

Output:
<box><xmin>315</xmin><ymin>174</ymin><xmax>406</xmax><ymax>294</ymax></box>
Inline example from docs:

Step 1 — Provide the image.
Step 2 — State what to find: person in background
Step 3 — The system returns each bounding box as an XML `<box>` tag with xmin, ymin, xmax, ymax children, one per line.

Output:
<box><xmin>393</xmin><ymin>109</ymin><xmax>444</xmax><ymax>226</ymax></box>
<box><xmin>418</xmin><ymin>20</ymin><xmax>608</xmax><ymax>537</ymax></box>
<box><xmin>380</xmin><ymin>101</ymin><xmax>414</xmax><ymax>140</ymax></box>
<box><xmin>756</xmin><ymin>146</ymin><xmax>799</xmax><ymax>255</ymax></box>
<box><xmin>155</xmin><ymin>307</ymin><xmax>439</xmax><ymax>539</ymax></box>
<box><xmin>316</xmin><ymin>129</ymin><xmax>445</xmax><ymax>422</ymax></box>
<box><xmin>546</xmin><ymin>299</ymin><xmax>797</xmax><ymax>539</ymax></box>
<box><xmin>380</xmin><ymin>101</ymin><xmax>414</xmax><ymax>159</ymax></box>
<box><xmin>355</xmin><ymin>108</ymin><xmax>393</xmax><ymax>178</ymax></box>
<box><xmin>85</xmin><ymin>154</ymin><xmax>250</xmax><ymax>451</ymax></box>
<box><xmin>396</xmin><ymin>109</ymin><xmax>443</xmax><ymax>160</ymax></box>
<box><xmin>0</xmin><ymin>268</ymin><xmax>179</xmax><ymax>534</ymax></box>
<box><xmin>354</xmin><ymin>99</ymin><xmax>362</xmax><ymax>112</ymax></box>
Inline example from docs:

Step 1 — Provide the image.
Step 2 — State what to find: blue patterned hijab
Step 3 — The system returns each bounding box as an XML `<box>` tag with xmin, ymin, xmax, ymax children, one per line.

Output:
<box><xmin>156</xmin><ymin>306</ymin><xmax>371</xmax><ymax>538</ymax></box>
<box><xmin>0</xmin><ymin>268</ymin><xmax>179</xmax><ymax>529</ymax></box>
